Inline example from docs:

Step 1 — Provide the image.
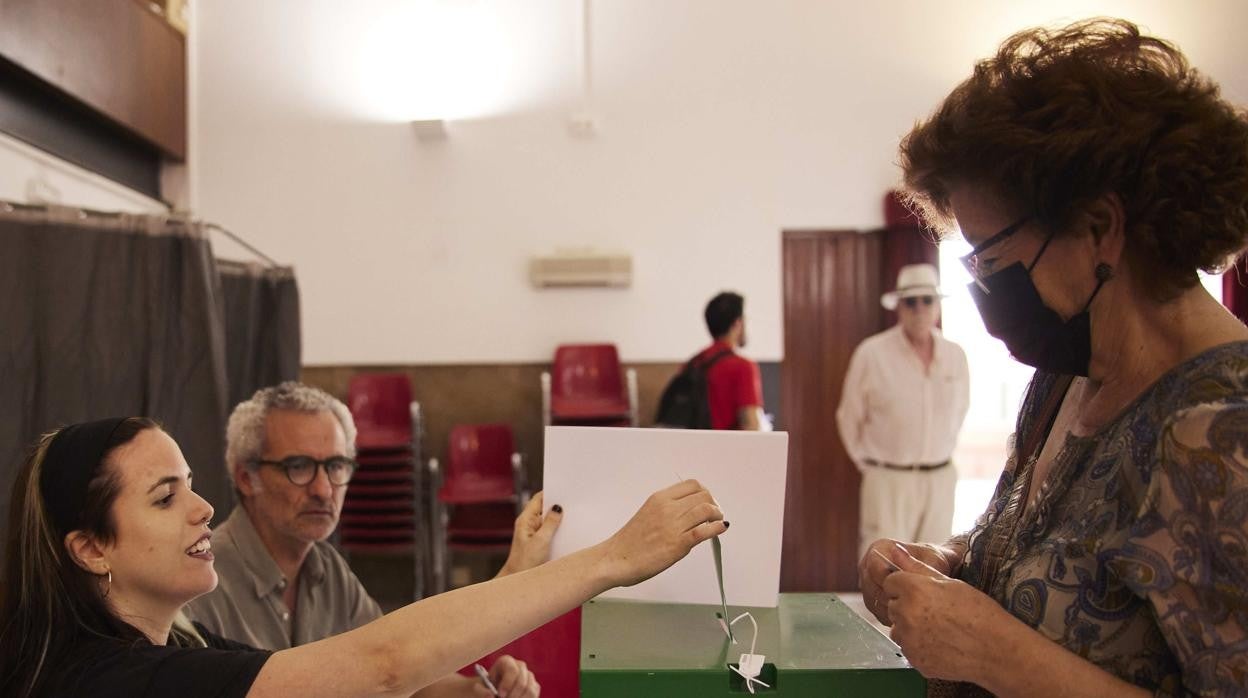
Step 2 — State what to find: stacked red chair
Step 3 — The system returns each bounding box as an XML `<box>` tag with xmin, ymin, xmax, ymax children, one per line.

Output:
<box><xmin>339</xmin><ymin>372</ymin><xmax>428</xmax><ymax>599</ymax></box>
<box><xmin>430</xmin><ymin>423</ymin><xmax>527</xmax><ymax>594</ymax></box>
<box><xmin>541</xmin><ymin>343</ymin><xmax>639</xmax><ymax>427</ymax></box>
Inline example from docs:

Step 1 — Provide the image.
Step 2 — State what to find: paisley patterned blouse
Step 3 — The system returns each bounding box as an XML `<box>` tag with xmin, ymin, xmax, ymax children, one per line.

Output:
<box><xmin>952</xmin><ymin>342</ymin><xmax>1248</xmax><ymax>697</ymax></box>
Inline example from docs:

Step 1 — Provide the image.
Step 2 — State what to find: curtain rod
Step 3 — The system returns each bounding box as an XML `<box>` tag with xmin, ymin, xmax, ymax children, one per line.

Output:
<box><xmin>204</xmin><ymin>223</ymin><xmax>281</xmax><ymax>267</ymax></box>
<box><xmin>0</xmin><ymin>199</ymin><xmax>283</xmax><ymax>268</ymax></box>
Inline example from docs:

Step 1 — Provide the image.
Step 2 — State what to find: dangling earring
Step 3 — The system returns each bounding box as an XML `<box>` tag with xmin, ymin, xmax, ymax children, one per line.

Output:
<box><xmin>1095</xmin><ymin>263</ymin><xmax>1114</xmax><ymax>282</ymax></box>
<box><xmin>103</xmin><ymin>570</ymin><xmax>112</xmax><ymax>599</ymax></box>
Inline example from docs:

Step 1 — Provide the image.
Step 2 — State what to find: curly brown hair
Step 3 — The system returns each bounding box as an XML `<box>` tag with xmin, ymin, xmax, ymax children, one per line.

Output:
<box><xmin>900</xmin><ymin>18</ymin><xmax>1248</xmax><ymax>301</ymax></box>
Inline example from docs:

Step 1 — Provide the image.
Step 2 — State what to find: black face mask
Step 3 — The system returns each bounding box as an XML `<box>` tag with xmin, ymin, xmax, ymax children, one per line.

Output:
<box><xmin>968</xmin><ymin>231</ymin><xmax>1107</xmax><ymax>376</ymax></box>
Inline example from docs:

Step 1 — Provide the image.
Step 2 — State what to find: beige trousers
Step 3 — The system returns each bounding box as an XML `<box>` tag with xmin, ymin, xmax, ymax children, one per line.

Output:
<box><xmin>858</xmin><ymin>463</ymin><xmax>958</xmax><ymax>562</ymax></box>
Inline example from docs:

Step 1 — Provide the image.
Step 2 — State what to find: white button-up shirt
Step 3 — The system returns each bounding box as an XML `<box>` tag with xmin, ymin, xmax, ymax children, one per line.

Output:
<box><xmin>836</xmin><ymin>325</ymin><xmax>970</xmax><ymax>469</ymax></box>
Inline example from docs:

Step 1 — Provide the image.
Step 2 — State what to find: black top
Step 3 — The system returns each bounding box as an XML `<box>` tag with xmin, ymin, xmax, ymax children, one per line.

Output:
<box><xmin>43</xmin><ymin>623</ymin><xmax>271</xmax><ymax>697</ymax></box>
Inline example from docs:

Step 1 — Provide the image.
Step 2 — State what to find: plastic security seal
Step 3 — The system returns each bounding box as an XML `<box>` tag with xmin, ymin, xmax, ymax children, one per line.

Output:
<box><xmin>726</xmin><ymin>612</ymin><xmax>769</xmax><ymax>694</ymax></box>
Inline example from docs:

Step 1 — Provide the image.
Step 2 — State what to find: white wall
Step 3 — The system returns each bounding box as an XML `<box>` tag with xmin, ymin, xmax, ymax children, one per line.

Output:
<box><xmin>190</xmin><ymin>0</ymin><xmax>1248</xmax><ymax>365</ymax></box>
<box><xmin>0</xmin><ymin>132</ymin><xmax>167</xmax><ymax>213</ymax></box>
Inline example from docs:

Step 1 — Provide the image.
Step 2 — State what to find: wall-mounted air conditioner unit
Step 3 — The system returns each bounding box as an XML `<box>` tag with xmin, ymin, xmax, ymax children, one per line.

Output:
<box><xmin>529</xmin><ymin>251</ymin><xmax>632</xmax><ymax>288</ymax></box>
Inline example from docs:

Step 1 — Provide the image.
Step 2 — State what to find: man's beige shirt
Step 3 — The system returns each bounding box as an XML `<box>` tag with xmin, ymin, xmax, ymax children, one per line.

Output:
<box><xmin>185</xmin><ymin>506</ymin><xmax>382</xmax><ymax>649</ymax></box>
<box><xmin>836</xmin><ymin>325</ymin><xmax>971</xmax><ymax>468</ymax></box>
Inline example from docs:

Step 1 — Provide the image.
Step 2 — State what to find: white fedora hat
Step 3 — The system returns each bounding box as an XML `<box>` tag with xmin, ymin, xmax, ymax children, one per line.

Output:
<box><xmin>881</xmin><ymin>263</ymin><xmax>945</xmax><ymax>311</ymax></box>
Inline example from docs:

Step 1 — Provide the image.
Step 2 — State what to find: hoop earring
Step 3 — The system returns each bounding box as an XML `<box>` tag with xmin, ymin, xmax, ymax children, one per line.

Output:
<box><xmin>103</xmin><ymin>570</ymin><xmax>112</xmax><ymax>599</ymax></box>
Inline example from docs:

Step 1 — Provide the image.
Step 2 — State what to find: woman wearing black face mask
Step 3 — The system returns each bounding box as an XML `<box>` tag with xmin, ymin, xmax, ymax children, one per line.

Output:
<box><xmin>856</xmin><ymin>18</ymin><xmax>1248</xmax><ymax>698</ymax></box>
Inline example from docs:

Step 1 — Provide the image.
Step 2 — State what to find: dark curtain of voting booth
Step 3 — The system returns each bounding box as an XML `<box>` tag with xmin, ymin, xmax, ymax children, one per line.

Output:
<box><xmin>218</xmin><ymin>260</ymin><xmax>302</xmax><ymax>409</ymax></box>
<box><xmin>0</xmin><ymin>203</ymin><xmax>300</xmax><ymax>539</ymax></box>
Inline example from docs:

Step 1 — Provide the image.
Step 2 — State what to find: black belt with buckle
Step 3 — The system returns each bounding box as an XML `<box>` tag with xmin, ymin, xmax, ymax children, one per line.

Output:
<box><xmin>863</xmin><ymin>458</ymin><xmax>950</xmax><ymax>472</ymax></box>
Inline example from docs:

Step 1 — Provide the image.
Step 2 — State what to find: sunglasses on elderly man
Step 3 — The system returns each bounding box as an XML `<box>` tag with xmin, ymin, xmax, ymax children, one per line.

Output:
<box><xmin>253</xmin><ymin>455</ymin><xmax>357</xmax><ymax>486</ymax></box>
<box><xmin>901</xmin><ymin>295</ymin><xmax>935</xmax><ymax>309</ymax></box>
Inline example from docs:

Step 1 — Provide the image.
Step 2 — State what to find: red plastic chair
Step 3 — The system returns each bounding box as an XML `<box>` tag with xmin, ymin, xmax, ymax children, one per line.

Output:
<box><xmin>341</xmin><ymin>376</ymin><xmax>428</xmax><ymax>598</ymax></box>
<box><xmin>543</xmin><ymin>344</ymin><xmax>638</xmax><ymax>426</ymax></box>
<box><xmin>459</xmin><ymin>607</ymin><xmax>582</xmax><ymax>697</ymax></box>
<box><xmin>340</xmin><ymin>478</ymin><xmax>418</xmax><ymax>548</ymax></box>
<box><xmin>430</xmin><ymin>424</ymin><xmax>527</xmax><ymax>592</ymax></box>
<box><xmin>439</xmin><ymin>424</ymin><xmax>519</xmax><ymax>504</ymax></box>
<box><xmin>347</xmin><ymin>373</ymin><xmax>414</xmax><ymax>451</ymax></box>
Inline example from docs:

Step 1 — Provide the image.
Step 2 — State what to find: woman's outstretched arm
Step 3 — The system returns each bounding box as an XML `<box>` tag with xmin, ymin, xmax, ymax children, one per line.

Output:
<box><xmin>248</xmin><ymin>480</ymin><xmax>727</xmax><ymax>698</ymax></box>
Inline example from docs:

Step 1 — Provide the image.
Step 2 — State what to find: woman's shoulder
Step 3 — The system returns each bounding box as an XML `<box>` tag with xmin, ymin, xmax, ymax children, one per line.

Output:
<box><xmin>1129</xmin><ymin>343</ymin><xmax>1248</xmax><ymax>490</ymax></box>
<box><xmin>1144</xmin><ymin>341</ymin><xmax>1248</xmax><ymax>432</ymax></box>
<box><xmin>45</xmin><ymin>629</ymin><xmax>270</xmax><ymax>698</ymax></box>
<box><xmin>41</xmin><ymin>635</ymin><xmax>168</xmax><ymax>696</ymax></box>
<box><xmin>1157</xmin><ymin>393</ymin><xmax>1248</xmax><ymax>462</ymax></box>
<box><xmin>1158</xmin><ymin>340</ymin><xmax>1248</xmax><ymax>402</ymax></box>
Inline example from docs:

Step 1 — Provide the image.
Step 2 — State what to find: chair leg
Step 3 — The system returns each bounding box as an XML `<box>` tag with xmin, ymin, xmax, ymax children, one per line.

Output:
<box><xmin>411</xmin><ymin>473</ymin><xmax>425</xmax><ymax>602</ymax></box>
<box><xmin>626</xmin><ymin>367</ymin><xmax>639</xmax><ymax>427</ymax></box>
<box><xmin>541</xmin><ymin>372</ymin><xmax>552</xmax><ymax>426</ymax></box>
<box><xmin>410</xmin><ymin>402</ymin><xmax>425</xmax><ymax>601</ymax></box>
<box><xmin>426</xmin><ymin>457</ymin><xmax>445</xmax><ymax>595</ymax></box>
<box><xmin>512</xmin><ymin>452</ymin><xmax>530</xmax><ymax>513</ymax></box>
<box><xmin>435</xmin><ymin>504</ymin><xmax>450</xmax><ymax>593</ymax></box>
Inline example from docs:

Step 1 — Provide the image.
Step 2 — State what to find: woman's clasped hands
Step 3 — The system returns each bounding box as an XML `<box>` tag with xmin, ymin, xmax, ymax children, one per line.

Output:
<box><xmin>868</xmin><ymin>542</ymin><xmax>1023</xmax><ymax>685</ymax></box>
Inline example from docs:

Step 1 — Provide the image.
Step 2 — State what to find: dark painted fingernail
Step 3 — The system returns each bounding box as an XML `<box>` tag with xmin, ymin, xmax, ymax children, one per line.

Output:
<box><xmin>552</xmin><ymin>504</ymin><xmax>563</xmax><ymax>514</ymax></box>
<box><xmin>723</xmin><ymin>521</ymin><xmax>730</xmax><ymax>529</ymax></box>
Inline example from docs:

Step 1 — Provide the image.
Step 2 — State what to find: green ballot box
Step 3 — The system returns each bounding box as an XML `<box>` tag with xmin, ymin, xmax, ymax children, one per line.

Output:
<box><xmin>580</xmin><ymin>593</ymin><xmax>925</xmax><ymax>697</ymax></box>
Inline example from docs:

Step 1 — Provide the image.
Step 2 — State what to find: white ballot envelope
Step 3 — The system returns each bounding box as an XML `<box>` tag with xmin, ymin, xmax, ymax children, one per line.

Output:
<box><xmin>543</xmin><ymin>426</ymin><xmax>788</xmax><ymax>608</ymax></box>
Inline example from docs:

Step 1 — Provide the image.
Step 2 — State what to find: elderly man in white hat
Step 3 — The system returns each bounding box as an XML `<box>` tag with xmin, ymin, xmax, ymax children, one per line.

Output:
<box><xmin>836</xmin><ymin>263</ymin><xmax>970</xmax><ymax>561</ymax></box>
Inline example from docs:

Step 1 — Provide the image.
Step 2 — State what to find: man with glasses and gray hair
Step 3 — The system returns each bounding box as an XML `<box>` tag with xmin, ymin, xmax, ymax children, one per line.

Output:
<box><xmin>836</xmin><ymin>263</ymin><xmax>970</xmax><ymax>562</ymax></box>
<box><xmin>186</xmin><ymin>381</ymin><xmax>555</xmax><ymax>696</ymax></box>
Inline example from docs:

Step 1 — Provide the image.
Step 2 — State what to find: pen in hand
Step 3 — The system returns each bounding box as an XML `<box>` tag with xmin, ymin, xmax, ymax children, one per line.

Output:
<box><xmin>474</xmin><ymin>663</ymin><xmax>500</xmax><ymax>696</ymax></box>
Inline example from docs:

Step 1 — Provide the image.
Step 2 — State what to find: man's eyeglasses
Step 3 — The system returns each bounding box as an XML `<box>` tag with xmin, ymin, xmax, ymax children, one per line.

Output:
<box><xmin>253</xmin><ymin>455</ymin><xmax>357</xmax><ymax>486</ymax></box>
<box><xmin>901</xmin><ymin>295</ymin><xmax>935</xmax><ymax>309</ymax></box>
<box><xmin>960</xmin><ymin>215</ymin><xmax>1031</xmax><ymax>290</ymax></box>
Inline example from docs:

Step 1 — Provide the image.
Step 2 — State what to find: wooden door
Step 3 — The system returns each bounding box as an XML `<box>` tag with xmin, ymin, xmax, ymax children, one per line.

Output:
<box><xmin>779</xmin><ymin>230</ymin><xmax>883</xmax><ymax>591</ymax></box>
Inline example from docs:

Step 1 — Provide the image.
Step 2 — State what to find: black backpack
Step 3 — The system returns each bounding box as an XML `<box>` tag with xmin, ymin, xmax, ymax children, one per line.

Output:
<box><xmin>654</xmin><ymin>349</ymin><xmax>733</xmax><ymax>429</ymax></box>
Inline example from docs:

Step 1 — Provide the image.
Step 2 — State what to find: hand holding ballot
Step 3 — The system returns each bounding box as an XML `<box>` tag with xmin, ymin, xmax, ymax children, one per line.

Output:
<box><xmin>544</xmin><ymin>426</ymin><xmax>787</xmax><ymax>607</ymax></box>
<box><xmin>879</xmin><ymin>545</ymin><xmax>1021</xmax><ymax>684</ymax></box>
<box><xmin>498</xmin><ymin>492</ymin><xmax>564</xmax><ymax>577</ymax></box>
<box><xmin>858</xmin><ymin>539</ymin><xmax>960</xmax><ymax>627</ymax></box>
<box><xmin>595</xmin><ymin>479</ymin><xmax>728</xmax><ymax>588</ymax></box>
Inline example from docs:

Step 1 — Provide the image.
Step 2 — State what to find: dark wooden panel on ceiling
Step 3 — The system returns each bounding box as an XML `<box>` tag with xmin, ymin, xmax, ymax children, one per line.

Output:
<box><xmin>0</xmin><ymin>0</ymin><xmax>187</xmax><ymax>159</ymax></box>
<box><xmin>0</xmin><ymin>57</ymin><xmax>162</xmax><ymax>197</ymax></box>
<box><xmin>780</xmin><ymin>230</ymin><xmax>882</xmax><ymax>592</ymax></box>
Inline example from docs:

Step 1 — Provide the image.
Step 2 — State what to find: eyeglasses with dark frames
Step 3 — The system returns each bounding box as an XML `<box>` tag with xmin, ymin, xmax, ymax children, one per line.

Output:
<box><xmin>901</xmin><ymin>295</ymin><xmax>936</xmax><ymax>309</ymax></box>
<box><xmin>253</xmin><ymin>455</ymin><xmax>357</xmax><ymax>486</ymax></box>
<box><xmin>960</xmin><ymin>215</ymin><xmax>1032</xmax><ymax>292</ymax></box>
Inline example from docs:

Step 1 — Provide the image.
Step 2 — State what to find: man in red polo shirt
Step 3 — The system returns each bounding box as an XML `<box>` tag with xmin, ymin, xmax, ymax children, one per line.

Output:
<box><xmin>693</xmin><ymin>291</ymin><xmax>766</xmax><ymax>430</ymax></box>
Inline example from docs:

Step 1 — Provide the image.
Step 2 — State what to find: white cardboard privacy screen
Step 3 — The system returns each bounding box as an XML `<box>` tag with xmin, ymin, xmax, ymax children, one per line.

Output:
<box><xmin>543</xmin><ymin>426</ymin><xmax>788</xmax><ymax>608</ymax></box>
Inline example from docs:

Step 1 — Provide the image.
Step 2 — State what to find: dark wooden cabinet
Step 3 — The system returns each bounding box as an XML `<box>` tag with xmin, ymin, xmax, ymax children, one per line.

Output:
<box><xmin>0</xmin><ymin>0</ymin><xmax>187</xmax><ymax>159</ymax></box>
